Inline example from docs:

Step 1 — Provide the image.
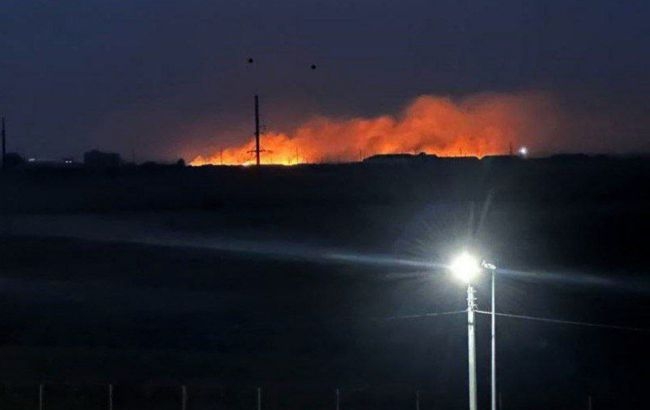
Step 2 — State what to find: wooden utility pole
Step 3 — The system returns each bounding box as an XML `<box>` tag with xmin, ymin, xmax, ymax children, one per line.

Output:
<box><xmin>254</xmin><ymin>95</ymin><xmax>261</xmax><ymax>166</ymax></box>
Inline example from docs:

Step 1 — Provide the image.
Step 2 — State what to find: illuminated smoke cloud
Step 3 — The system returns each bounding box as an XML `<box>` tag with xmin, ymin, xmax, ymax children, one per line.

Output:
<box><xmin>191</xmin><ymin>91</ymin><xmax>559</xmax><ymax>166</ymax></box>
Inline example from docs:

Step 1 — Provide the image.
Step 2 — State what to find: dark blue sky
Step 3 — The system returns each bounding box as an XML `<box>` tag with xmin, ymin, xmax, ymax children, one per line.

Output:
<box><xmin>1</xmin><ymin>0</ymin><xmax>649</xmax><ymax>160</ymax></box>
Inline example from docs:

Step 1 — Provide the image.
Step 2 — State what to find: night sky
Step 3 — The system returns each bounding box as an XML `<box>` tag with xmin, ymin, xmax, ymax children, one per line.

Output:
<box><xmin>1</xmin><ymin>0</ymin><xmax>649</xmax><ymax>161</ymax></box>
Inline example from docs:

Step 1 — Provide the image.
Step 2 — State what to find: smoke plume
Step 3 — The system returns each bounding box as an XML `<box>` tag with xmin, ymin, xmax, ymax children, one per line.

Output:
<box><xmin>191</xmin><ymin>92</ymin><xmax>560</xmax><ymax>165</ymax></box>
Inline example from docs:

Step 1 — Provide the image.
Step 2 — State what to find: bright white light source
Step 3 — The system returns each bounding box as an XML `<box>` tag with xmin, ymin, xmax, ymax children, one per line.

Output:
<box><xmin>518</xmin><ymin>146</ymin><xmax>528</xmax><ymax>157</ymax></box>
<box><xmin>450</xmin><ymin>251</ymin><xmax>481</xmax><ymax>283</ymax></box>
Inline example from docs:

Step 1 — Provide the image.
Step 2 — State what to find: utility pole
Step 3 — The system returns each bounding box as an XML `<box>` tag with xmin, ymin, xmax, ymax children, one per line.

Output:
<box><xmin>467</xmin><ymin>285</ymin><xmax>477</xmax><ymax>410</ymax></box>
<box><xmin>254</xmin><ymin>94</ymin><xmax>261</xmax><ymax>166</ymax></box>
<box><xmin>491</xmin><ymin>268</ymin><xmax>497</xmax><ymax>410</ymax></box>
<box><xmin>2</xmin><ymin>117</ymin><xmax>6</xmax><ymax>171</ymax></box>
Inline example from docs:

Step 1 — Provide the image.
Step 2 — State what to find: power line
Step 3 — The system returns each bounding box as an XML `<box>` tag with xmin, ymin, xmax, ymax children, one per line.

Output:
<box><xmin>377</xmin><ymin>310</ymin><xmax>467</xmax><ymax>321</ymax></box>
<box><xmin>224</xmin><ymin>310</ymin><xmax>467</xmax><ymax>333</ymax></box>
<box><xmin>475</xmin><ymin>310</ymin><xmax>650</xmax><ymax>333</ymax></box>
<box><xmin>382</xmin><ymin>310</ymin><xmax>467</xmax><ymax>321</ymax></box>
<box><xmin>185</xmin><ymin>309</ymin><xmax>650</xmax><ymax>336</ymax></box>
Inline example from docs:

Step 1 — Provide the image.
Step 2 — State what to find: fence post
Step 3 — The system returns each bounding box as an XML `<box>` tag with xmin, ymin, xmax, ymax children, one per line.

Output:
<box><xmin>108</xmin><ymin>384</ymin><xmax>113</xmax><ymax>410</ymax></box>
<box><xmin>38</xmin><ymin>384</ymin><xmax>44</xmax><ymax>410</ymax></box>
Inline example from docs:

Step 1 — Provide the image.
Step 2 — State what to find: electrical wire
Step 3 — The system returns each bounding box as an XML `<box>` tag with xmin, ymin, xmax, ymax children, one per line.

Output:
<box><xmin>475</xmin><ymin>309</ymin><xmax>650</xmax><ymax>333</ymax></box>
<box><xmin>224</xmin><ymin>310</ymin><xmax>467</xmax><ymax>333</ymax></box>
<box><xmin>376</xmin><ymin>310</ymin><xmax>467</xmax><ymax>321</ymax></box>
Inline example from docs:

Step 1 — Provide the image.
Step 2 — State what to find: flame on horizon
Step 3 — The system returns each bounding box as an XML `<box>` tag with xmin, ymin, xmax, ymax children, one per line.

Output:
<box><xmin>191</xmin><ymin>92</ymin><xmax>558</xmax><ymax>166</ymax></box>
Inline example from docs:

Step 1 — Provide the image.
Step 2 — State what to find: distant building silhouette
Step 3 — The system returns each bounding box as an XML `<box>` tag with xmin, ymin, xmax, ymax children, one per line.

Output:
<box><xmin>363</xmin><ymin>152</ymin><xmax>438</xmax><ymax>164</ymax></box>
<box><xmin>84</xmin><ymin>150</ymin><xmax>122</xmax><ymax>168</ymax></box>
<box><xmin>24</xmin><ymin>157</ymin><xmax>82</xmax><ymax>169</ymax></box>
<box><xmin>2</xmin><ymin>152</ymin><xmax>25</xmax><ymax>169</ymax></box>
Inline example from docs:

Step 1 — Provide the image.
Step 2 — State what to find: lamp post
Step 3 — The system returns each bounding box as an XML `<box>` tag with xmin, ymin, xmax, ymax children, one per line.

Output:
<box><xmin>450</xmin><ymin>252</ymin><xmax>481</xmax><ymax>410</ymax></box>
<box><xmin>450</xmin><ymin>252</ymin><xmax>498</xmax><ymax>410</ymax></box>
<box><xmin>482</xmin><ymin>261</ymin><xmax>497</xmax><ymax>410</ymax></box>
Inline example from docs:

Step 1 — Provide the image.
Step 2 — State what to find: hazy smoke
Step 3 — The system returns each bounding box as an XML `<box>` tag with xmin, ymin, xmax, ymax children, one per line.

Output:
<box><xmin>191</xmin><ymin>91</ymin><xmax>560</xmax><ymax>165</ymax></box>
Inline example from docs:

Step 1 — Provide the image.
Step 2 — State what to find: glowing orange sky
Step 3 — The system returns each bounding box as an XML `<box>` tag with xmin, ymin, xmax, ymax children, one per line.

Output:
<box><xmin>191</xmin><ymin>92</ymin><xmax>559</xmax><ymax>166</ymax></box>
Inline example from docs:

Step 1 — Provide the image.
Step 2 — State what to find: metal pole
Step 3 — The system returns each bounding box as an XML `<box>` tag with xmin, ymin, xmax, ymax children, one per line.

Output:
<box><xmin>588</xmin><ymin>395</ymin><xmax>592</xmax><ymax>410</ymax></box>
<box><xmin>182</xmin><ymin>385</ymin><xmax>187</xmax><ymax>410</ymax></box>
<box><xmin>108</xmin><ymin>384</ymin><xmax>113</xmax><ymax>410</ymax></box>
<box><xmin>415</xmin><ymin>390</ymin><xmax>420</xmax><ymax>410</ymax></box>
<box><xmin>38</xmin><ymin>384</ymin><xmax>44</xmax><ymax>410</ymax></box>
<box><xmin>336</xmin><ymin>388</ymin><xmax>340</xmax><ymax>410</ymax></box>
<box><xmin>1</xmin><ymin>117</ymin><xmax>6</xmax><ymax>171</ymax></box>
<box><xmin>254</xmin><ymin>95</ymin><xmax>260</xmax><ymax>166</ymax></box>
<box><xmin>491</xmin><ymin>269</ymin><xmax>496</xmax><ymax>410</ymax></box>
<box><xmin>257</xmin><ymin>387</ymin><xmax>262</xmax><ymax>410</ymax></box>
<box><xmin>467</xmin><ymin>285</ymin><xmax>477</xmax><ymax>410</ymax></box>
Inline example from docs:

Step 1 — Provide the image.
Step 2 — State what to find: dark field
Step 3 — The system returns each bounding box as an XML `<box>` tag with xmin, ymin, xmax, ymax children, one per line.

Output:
<box><xmin>0</xmin><ymin>157</ymin><xmax>648</xmax><ymax>409</ymax></box>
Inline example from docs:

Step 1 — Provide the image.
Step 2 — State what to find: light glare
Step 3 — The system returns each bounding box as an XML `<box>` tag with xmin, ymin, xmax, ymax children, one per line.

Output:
<box><xmin>450</xmin><ymin>252</ymin><xmax>481</xmax><ymax>283</ymax></box>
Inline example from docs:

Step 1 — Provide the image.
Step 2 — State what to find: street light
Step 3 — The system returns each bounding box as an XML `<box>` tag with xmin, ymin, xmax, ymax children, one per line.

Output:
<box><xmin>449</xmin><ymin>251</ymin><xmax>480</xmax><ymax>410</ymax></box>
<box><xmin>449</xmin><ymin>252</ymin><xmax>498</xmax><ymax>410</ymax></box>
<box><xmin>482</xmin><ymin>260</ymin><xmax>497</xmax><ymax>410</ymax></box>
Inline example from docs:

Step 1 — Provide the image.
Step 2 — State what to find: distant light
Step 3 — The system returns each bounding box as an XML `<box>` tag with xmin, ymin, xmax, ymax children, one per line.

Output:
<box><xmin>518</xmin><ymin>146</ymin><xmax>528</xmax><ymax>157</ymax></box>
<box><xmin>450</xmin><ymin>251</ymin><xmax>482</xmax><ymax>284</ymax></box>
<box><xmin>28</xmin><ymin>158</ymin><xmax>36</xmax><ymax>162</ymax></box>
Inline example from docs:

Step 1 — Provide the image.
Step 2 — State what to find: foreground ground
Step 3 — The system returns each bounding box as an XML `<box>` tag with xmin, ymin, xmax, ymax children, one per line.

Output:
<box><xmin>0</xmin><ymin>158</ymin><xmax>648</xmax><ymax>409</ymax></box>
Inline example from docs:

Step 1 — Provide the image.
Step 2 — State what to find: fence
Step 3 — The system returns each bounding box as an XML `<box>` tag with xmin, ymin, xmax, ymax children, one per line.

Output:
<box><xmin>0</xmin><ymin>384</ymin><xmax>439</xmax><ymax>410</ymax></box>
<box><xmin>0</xmin><ymin>383</ymin><xmax>609</xmax><ymax>410</ymax></box>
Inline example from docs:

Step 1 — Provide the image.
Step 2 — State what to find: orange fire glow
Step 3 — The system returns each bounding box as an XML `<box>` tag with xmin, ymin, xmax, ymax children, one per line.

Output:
<box><xmin>191</xmin><ymin>92</ymin><xmax>557</xmax><ymax>166</ymax></box>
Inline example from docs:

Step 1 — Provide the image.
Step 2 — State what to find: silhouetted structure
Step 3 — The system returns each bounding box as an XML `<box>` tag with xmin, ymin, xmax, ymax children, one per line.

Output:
<box><xmin>23</xmin><ymin>157</ymin><xmax>81</xmax><ymax>169</ymax></box>
<box><xmin>363</xmin><ymin>152</ymin><xmax>438</xmax><ymax>164</ymax></box>
<box><xmin>84</xmin><ymin>150</ymin><xmax>122</xmax><ymax>168</ymax></box>
<box><xmin>2</xmin><ymin>152</ymin><xmax>25</xmax><ymax>169</ymax></box>
<box><xmin>1</xmin><ymin>117</ymin><xmax>6</xmax><ymax>171</ymax></box>
<box><xmin>254</xmin><ymin>94</ymin><xmax>261</xmax><ymax>166</ymax></box>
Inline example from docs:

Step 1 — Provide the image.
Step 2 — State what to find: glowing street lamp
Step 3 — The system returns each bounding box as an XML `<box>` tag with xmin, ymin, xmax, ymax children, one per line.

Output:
<box><xmin>450</xmin><ymin>251</ymin><xmax>480</xmax><ymax>410</ymax></box>
<box><xmin>449</xmin><ymin>251</ymin><xmax>498</xmax><ymax>410</ymax></box>
<box><xmin>450</xmin><ymin>252</ymin><xmax>482</xmax><ymax>284</ymax></box>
